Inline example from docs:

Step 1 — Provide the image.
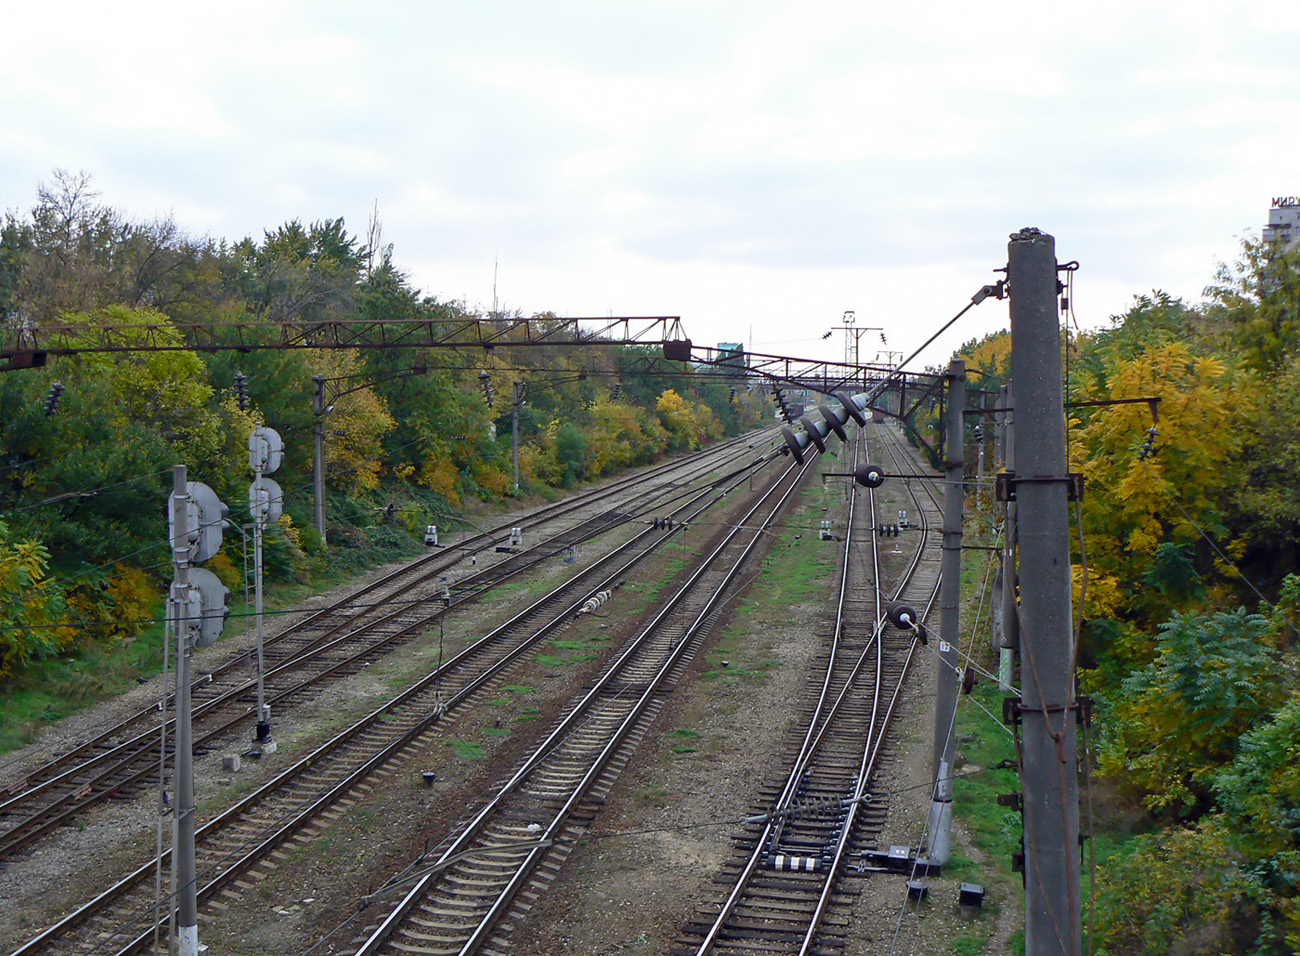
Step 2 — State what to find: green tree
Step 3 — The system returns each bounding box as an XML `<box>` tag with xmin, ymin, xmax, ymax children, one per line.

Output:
<box><xmin>1100</xmin><ymin>608</ymin><xmax>1288</xmax><ymax>815</ymax></box>
<box><xmin>1205</xmin><ymin>236</ymin><xmax>1300</xmax><ymax>374</ymax></box>
<box><xmin>1092</xmin><ymin>821</ymin><xmax>1255</xmax><ymax>956</ymax></box>
<box><xmin>0</xmin><ymin>519</ymin><xmax>68</xmax><ymax>675</ymax></box>
<box><xmin>1214</xmin><ymin>688</ymin><xmax>1300</xmax><ymax>951</ymax></box>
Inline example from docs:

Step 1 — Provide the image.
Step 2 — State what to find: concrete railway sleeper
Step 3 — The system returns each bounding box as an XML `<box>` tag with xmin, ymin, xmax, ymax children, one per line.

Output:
<box><xmin>347</xmin><ymin>458</ymin><xmax>814</xmax><ymax>956</ymax></box>
<box><xmin>7</xmin><ymin>442</ymin><xmax>781</xmax><ymax>956</ymax></box>
<box><xmin>0</xmin><ymin>431</ymin><xmax>776</xmax><ymax>864</ymax></box>
<box><xmin>674</xmin><ymin>419</ymin><xmax>943</xmax><ymax>956</ymax></box>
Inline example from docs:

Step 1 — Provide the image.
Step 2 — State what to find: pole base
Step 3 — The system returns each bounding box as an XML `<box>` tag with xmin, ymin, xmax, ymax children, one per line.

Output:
<box><xmin>252</xmin><ymin>721</ymin><xmax>277</xmax><ymax>755</ymax></box>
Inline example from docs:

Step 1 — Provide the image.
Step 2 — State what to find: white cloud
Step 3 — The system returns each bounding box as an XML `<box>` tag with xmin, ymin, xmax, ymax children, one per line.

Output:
<box><xmin>2</xmin><ymin>0</ymin><xmax>1299</xmax><ymax>364</ymax></box>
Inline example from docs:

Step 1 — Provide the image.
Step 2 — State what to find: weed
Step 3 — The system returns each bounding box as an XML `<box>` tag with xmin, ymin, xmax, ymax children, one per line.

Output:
<box><xmin>949</xmin><ymin>930</ymin><xmax>989</xmax><ymax>955</ymax></box>
<box><xmin>669</xmin><ymin>728</ymin><xmax>701</xmax><ymax>738</ymax></box>
<box><xmin>447</xmin><ymin>739</ymin><xmax>486</xmax><ymax>759</ymax></box>
<box><xmin>349</xmin><ymin>806</ymin><xmax>374</xmax><ymax>830</ymax></box>
<box><xmin>483</xmin><ymin>726</ymin><xmax>510</xmax><ymax>737</ymax></box>
<box><xmin>534</xmin><ymin>655</ymin><xmax>570</xmax><ymax>666</ymax></box>
<box><xmin>503</xmin><ymin>685</ymin><xmax>533</xmax><ymax>694</ymax></box>
<box><xmin>637</xmin><ymin>786</ymin><xmax>671</xmax><ymax>805</ymax></box>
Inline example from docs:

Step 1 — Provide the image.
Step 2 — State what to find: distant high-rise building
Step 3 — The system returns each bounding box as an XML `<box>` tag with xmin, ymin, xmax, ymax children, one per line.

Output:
<box><xmin>1264</xmin><ymin>196</ymin><xmax>1300</xmax><ymax>248</ymax></box>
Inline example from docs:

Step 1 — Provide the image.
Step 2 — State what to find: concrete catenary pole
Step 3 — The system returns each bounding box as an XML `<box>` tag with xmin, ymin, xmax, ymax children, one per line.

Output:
<box><xmin>170</xmin><ymin>465</ymin><xmax>200</xmax><ymax>956</ymax></box>
<box><xmin>312</xmin><ymin>375</ymin><xmax>328</xmax><ymax>545</ymax></box>
<box><xmin>927</xmin><ymin>359</ymin><xmax>965</xmax><ymax>865</ymax></box>
<box><xmin>512</xmin><ymin>381</ymin><xmax>523</xmax><ymax>495</ymax></box>
<box><xmin>1000</xmin><ymin>382</ymin><xmax>1019</xmax><ymax>691</ymax></box>
<box><xmin>1007</xmin><ymin>228</ymin><xmax>1081</xmax><ymax>956</ymax></box>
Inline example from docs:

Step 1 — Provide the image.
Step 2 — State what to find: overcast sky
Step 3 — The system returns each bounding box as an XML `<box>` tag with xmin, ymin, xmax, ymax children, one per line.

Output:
<box><xmin>3</xmin><ymin>1</ymin><xmax>1298</xmax><ymax>369</ymax></box>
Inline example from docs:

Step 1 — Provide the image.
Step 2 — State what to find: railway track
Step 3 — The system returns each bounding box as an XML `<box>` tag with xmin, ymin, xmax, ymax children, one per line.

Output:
<box><xmin>672</xmin><ymin>418</ymin><xmax>944</xmax><ymax>955</ymax></box>
<box><xmin>0</xmin><ymin>430</ymin><xmax>777</xmax><ymax>866</ymax></box>
<box><xmin>343</xmin><ymin>457</ymin><xmax>815</xmax><ymax>956</ymax></box>
<box><xmin>5</xmin><ymin>437</ymin><xmax>786</xmax><ymax>956</ymax></box>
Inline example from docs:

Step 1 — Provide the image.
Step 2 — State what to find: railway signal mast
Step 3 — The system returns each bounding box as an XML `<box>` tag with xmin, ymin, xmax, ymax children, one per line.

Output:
<box><xmin>249</xmin><ymin>425</ymin><xmax>285</xmax><ymax>754</ymax></box>
<box><xmin>167</xmin><ymin>467</ymin><xmax>230</xmax><ymax>956</ymax></box>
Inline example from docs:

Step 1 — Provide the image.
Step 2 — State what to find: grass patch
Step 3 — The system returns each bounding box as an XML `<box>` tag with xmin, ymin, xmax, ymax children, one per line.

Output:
<box><xmin>549</xmin><ymin>640</ymin><xmax>587</xmax><ymax>650</ymax></box>
<box><xmin>669</xmin><ymin>728</ymin><xmax>701</xmax><ymax>738</ymax></box>
<box><xmin>0</xmin><ymin>518</ymin><xmax>426</xmax><ymax>755</ymax></box>
<box><xmin>483</xmin><ymin>726</ymin><xmax>511</xmax><ymax>737</ymax></box>
<box><xmin>637</xmin><ymin>786</ymin><xmax>671</xmax><ymax>806</ymax></box>
<box><xmin>951</xmin><ymin>929</ymin><xmax>992</xmax><ymax>955</ymax></box>
<box><xmin>503</xmin><ymin>685</ymin><xmax>533</xmax><ymax>694</ymax></box>
<box><xmin>348</xmin><ymin>806</ymin><xmax>375</xmax><ymax>830</ymax></box>
<box><xmin>670</xmin><ymin>745</ymin><xmax>698</xmax><ymax>754</ymax></box>
<box><xmin>447</xmin><ymin>738</ymin><xmax>486</xmax><ymax>759</ymax></box>
<box><xmin>953</xmin><ymin>683</ymin><xmax>1022</xmax><ymax>866</ymax></box>
<box><xmin>948</xmin><ymin>678</ymin><xmax>1025</xmax><ymax>954</ymax></box>
<box><xmin>485</xmin><ymin>698</ymin><xmax>509</xmax><ymax>707</ymax></box>
<box><xmin>534</xmin><ymin>655</ymin><xmax>571</xmax><ymax>667</ymax></box>
<box><xmin>0</xmin><ymin>613</ymin><xmax>170</xmax><ymax>752</ymax></box>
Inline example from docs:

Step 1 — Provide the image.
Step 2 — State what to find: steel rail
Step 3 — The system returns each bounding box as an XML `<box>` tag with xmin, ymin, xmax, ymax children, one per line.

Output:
<box><xmin>0</xmin><ymin>428</ymin><xmax>768</xmax><ymax>801</ymax></box>
<box><xmin>8</xmin><ymin>452</ymin><xmax>775</xmax><ymax>956</ymax></box>
<box><xmin>0</xmin><ymin>432</ymin><xmax>774</xmax><ymax>862</ymax></box>
<box><xmin>795</xmin><ymin>420</ymin><xmax>945</xmax><ymax>955</ymax></box>
<box><xmin>682</xmin><ymin>418</ymin><xmax>943</xmax><ymax>955</ymax></box>
<box><xmin>352</xmin><ymin>459</ymin><xmax>812</xmax><ymax>956</ymax></box>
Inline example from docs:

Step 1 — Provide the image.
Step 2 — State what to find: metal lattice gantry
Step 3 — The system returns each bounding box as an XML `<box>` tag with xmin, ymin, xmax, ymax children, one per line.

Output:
<box><xmin>0</xmin><ymin>315</ymin><xmax>689</xmax><ymax>369</ymax></box>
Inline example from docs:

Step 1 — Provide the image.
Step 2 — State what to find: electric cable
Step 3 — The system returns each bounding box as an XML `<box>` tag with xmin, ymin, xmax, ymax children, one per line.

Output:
<box><xmin>1139</xmin><ymin>457</ymin><xmax>1300</xmax><ymax>640</ymax></box>
<box><xmin>0</xmin><ymin>494</ymin><xmax>770</xmax><ymax>634</ymax></box>
<box><xmin>2</xmin><ymin>467</ymin><xmax>173</xmax><ymax>515</ymax></box>
<box><xmin>0</xmin><ymin>443</ymin><xmax>95</xmax><ymax>475</ymax></box>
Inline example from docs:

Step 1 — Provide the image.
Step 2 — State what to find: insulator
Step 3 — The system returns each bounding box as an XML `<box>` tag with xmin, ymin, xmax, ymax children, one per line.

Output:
<box><xmin>233</xmin><ymin>371</ymin><xmax>249</xmax><ymax>411</ymax></box>
<box><xmin>43</xmin><ymin>381</ymin><xmax>65</xmax><ymax>417</ymax></box>
<box><xmin>773</xmin><ymin>386</ymin><xmax>792</xmax><ymax>422</ymax></box>
<box><xmin>578</xmin><ymin>589</ymin><xmax>612</xmax><ymax>615</ymax></box>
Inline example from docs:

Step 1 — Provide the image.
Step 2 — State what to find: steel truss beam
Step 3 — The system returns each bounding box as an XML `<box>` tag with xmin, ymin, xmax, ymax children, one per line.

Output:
<box><xmin>0</xmin><ymin>316</ymin><xmax>687</xmax><ymax>369</ymax></box>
